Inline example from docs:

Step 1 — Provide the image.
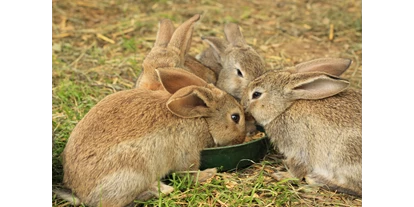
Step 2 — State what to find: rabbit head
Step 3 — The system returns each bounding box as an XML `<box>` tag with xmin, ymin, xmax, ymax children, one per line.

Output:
<box><xmin>242</xmin><ymin>57</ymin><xmax>352</xmax><ymax>126</ymax></box>
<box><xmin>157</xmin><ymin>68</ymin><xmax>246</xmax><ymax>146</ymax></box>
<box><xmin>241</xmin><ymin>57</ymin><xmax>361</xmax><ymax>197</ymax></box>
<box><xmin>61</xmin><ymin>67</ymin><xmax>246</xmax><ymax>206</ymax></box>
<box><xmin>136</xmin><ymin>14</ymin><xmax>201</xmax><ymax>90</ymax></box>
<box><xmin>200</xmin><ymin>23</ymin><xmax>266</xmax><ymax>99</ymax></box>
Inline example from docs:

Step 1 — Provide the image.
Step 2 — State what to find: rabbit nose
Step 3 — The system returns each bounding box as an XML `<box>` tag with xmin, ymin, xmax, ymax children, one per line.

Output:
<box><xmin>243</xmin><ymin>103</ymin><xmax>251</xmax><ymax>112</ymax></box>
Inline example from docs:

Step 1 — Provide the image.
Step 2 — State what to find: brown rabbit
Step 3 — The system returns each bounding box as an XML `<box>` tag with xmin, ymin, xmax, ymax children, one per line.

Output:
<box><xmin>197</xmin><ymin>23</ymin><xmax>266</xmax><ymax>100</ymax></box>
<box><xmin>241</xmin><ymin>58</ymin><xmax>362</xmax><ymax>197</ymax></box>
<box><xmin>135</xmin><ymin>14</ymin><xmax>216</xmax><ymax>89</ymax></box>
<box><xmin>56</xmin><ymin>68</ymin><xmax>246</xmax><ymax>207</ymax></box>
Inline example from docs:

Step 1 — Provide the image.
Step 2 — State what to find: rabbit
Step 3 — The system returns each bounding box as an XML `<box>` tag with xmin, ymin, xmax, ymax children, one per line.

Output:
<box><xmin>241</xmin><ymin>57</ymin><xmax>362</xmax><ymax>197</ymax></box>
<box><xmin>135</xmin><ymin>14</ymin><xmax>216</xmax><ymax>90</ymax></box>
<box><xmin>56</xmin><ymin>67</ymin><xmax>247</xmax><ymax>207</ymax></box>
<box><xmin>197</xmin><ymin>23</ymin><xmax>267</xmax><ymax>136</ymax></box>
<box><xmin>197</xmin><ymin>23</ymin><xmax>267</xmax><ymax>100</ymax></box>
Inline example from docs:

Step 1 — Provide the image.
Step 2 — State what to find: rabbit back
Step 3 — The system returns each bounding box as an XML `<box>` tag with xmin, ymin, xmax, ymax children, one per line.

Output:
<box><xmin>184</xmin><ymin>54</ymin><xmax>217</xmax><ymax>84</ymax></box>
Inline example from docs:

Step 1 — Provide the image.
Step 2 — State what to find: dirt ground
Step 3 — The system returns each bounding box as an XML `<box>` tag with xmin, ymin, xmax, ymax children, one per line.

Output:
<box><xmin>52</xmin><ymin>0</ymin><xmax>361</xmax><ymax>89</ymax></box>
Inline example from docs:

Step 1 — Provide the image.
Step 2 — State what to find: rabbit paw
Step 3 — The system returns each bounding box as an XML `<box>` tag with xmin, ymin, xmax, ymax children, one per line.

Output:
<box><xmin>136</xmin><ymin>181</ymin><xmax>174</xmax><ymax>201</ymax></box>
<box><xmin>135</xmin><ymin>190</ymin><xmax>155</xmax><ymax>201</ymax></box>
<box><xmin>158</xmin><ymin>182</ymin><xmax>174</xmax><ymax>195</ymax></box>
<box><xmin>194</xmin><ymin>168</ymin><xmax>217</xmax><ymax>183</ymax></box>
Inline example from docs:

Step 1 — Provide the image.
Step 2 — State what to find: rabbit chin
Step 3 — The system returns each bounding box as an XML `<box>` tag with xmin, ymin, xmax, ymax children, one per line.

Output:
<box><xmin>212</xmin><ymin>138</ymin><xmax>225</xmax><ymax>147</ymax></box>
<box><xmin>251</xmin><ymin>112</ymin><xmax>275</xmax><ymax>127</ymax></box>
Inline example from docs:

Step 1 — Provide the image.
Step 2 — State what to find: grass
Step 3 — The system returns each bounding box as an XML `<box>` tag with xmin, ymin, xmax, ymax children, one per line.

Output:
<box><xmin>52</xmin><ymin>0</ymin><xmax>362</xmax><ymax>206</ymax></box>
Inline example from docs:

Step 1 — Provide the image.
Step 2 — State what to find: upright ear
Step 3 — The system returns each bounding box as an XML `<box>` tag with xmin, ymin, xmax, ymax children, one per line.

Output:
<box><xmin>166</xmin><ymin>86</ymin><xmax>215</xmax><ymax>118</ymax></box>
<box><xmin>154</xmin><ymin>19</ymin><xmax>175</xmax><ymax>48</ymax></box>
<box><xmin>168</xmin><ymin>14</ymin><xmax>201</xmax><ymax>64</ymax></box>
<box><xmin>295</xmin><ymin>58</ymin><xmax>352</xmax><ymax>76</ymax></box>
<box><xmin>155</xmin><ymin>68</ymin><xmax>208</xmax><ymax>94</ymax></box>
<box><xmin>201</xmin><ymin>36</ymin><xmax>228</xmax><ymax>60</ymax></box>
<box><xmin>288</xmin><ymin>72</ymin><xmax>350</xmax><ymax>100</ymax></box>
<box><xmin>224</xmin><ymin>23</ymin><xmax>246</xmax><ymax>47</ymax></box>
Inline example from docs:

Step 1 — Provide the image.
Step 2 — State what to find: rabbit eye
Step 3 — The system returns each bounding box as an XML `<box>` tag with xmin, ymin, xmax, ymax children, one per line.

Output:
<box><xmin>236</xmin><ymin>69</ymin><xmax>243</xmax><ymax>77</ymax></box>
<box><xmin>252</xmin><ymin>92</ymin><xmax>262</xmax><ymax>99</ymax></box>
<box><xmin>231</xmin><ymin>113</ymin><xmax>240</xmax><ymax>124</ymax></box>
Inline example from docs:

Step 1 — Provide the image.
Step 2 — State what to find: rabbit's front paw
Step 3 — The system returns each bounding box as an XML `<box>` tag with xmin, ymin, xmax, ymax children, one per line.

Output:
<box><xmin>194</xmin><ymin>168</ymin><xmax>217</xmax><ymax>183</ymax></box>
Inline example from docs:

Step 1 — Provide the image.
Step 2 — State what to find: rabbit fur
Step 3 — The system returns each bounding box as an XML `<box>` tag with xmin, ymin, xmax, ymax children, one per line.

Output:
<box><xmin>242</xmin><ymin>58</ymin><xmax>362</xmax><ymax>197</ymax></box>
<box><xmin>58</xmin><ymin>67</ymin><xmax>246</xmax><ymax>207</ymax></box>
<box><xmin>135</xmin><ymin>14</ymin><xmax>216</xmax><ymax>89</ymax></box>
<box><xmin>197</xmin><ymin>23</ymin><xmax>267</xmax><ymax>100</ymax></box>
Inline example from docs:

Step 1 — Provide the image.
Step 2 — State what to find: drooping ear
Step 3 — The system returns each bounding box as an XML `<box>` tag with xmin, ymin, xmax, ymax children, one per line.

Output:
<box><xmin>201</xmin><ymin>36</ymin><xmax>228</xmax><ymax>60</ymax></box>
<box><xmin>168</xmin><ymin>14</ymin><xmax>201</xmax><ymax>64</ymax></box>
<box><xmin>155</xmin><ymin>68</ymin><xmax>208</xmax><ymax>94</ymax></box>
<box><xmin>154</xmin><ymin>19</ymin><xmax>175</xmax><ymax>48</ymax></box>
<box><xmin>224</xmin><ymin>23</ymin><xmax>246</xmax><ymax>47</ymax></box>
<box><xmin>166</xmin><ymin>86</ymin><xmax>215</xmax><ymax>118</ymax></box>
<box><xmin>295</xmin><ymin>58</ymin><xmax>352</xmax><ymax>76</ymax></box>
<box><xmin>288</xmin><ymin>72</ymin><xmax>350</xmax><ymax>100</ymax></box>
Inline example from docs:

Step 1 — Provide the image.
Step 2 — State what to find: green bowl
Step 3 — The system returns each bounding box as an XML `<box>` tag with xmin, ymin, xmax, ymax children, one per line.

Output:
<box><xmin>200</xmin><ymin>128</ymin><xmax>271</xmax><ymax>172</ymax></box>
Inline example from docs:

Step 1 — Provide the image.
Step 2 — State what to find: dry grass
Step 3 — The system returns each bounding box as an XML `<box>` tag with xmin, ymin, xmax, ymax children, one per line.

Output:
<box><xmin>52</xmin><ymin>0</ymin><xmax>362</xmax><ymax>206</ymax></box>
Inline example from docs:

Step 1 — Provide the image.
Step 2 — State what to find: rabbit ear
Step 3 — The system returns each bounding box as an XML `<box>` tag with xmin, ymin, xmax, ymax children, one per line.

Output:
<box><xmin>295</xmin><ymin>58</ymin><xmax>352</xmax><ymax>76</ymax></box>
<box><xmin>166</xmin><ymin>86</ymin><xmax>215</xmax><ymax>118</ymax></box>
<box><xmin>201</xmin><ymin>36</ymin><xmax>228</xmax><ymax>59</ymax></box>
<box><xmin>154</xmin><ymin>19</ymin><xmax>175</xmax><ymax>48</ymax></box>
<box><xmin>155</xmin><ymin>68</ymin><xmax>207</xmax><ymax>94</ymax></box>
<box><xmin>168</xmin><ymin>14</ymin><xmax>201</xmax><ymax>63</ymax></box>
<box><xmin>224</xmin><ymin>23</ymin><xmax>246</xmax><ymax>47</ymax></box>
<box><xmin>288</xmin><ymin>73</ymin><xmax>350</xmax><ymax>100</ymax></box>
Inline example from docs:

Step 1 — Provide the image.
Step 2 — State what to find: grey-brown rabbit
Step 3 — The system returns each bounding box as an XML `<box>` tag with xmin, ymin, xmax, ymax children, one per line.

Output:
<box><xmin>242</xmin><ymin>58</ymin><xmax>361</xmax><ymax>197</ymax></box>
<box><xmin>197</xmin><ymin>23</ymin><xmax>266</xmax><ymax>100</ymax></box>
<box><xmin>197</xmin><ymin>23</ymin><xmax>267</xmax><ymax>135</ymax></box>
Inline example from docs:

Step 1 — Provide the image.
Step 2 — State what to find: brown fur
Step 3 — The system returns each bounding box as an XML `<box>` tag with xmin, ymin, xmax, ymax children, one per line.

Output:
<box><xmin>184</xmin><ymin>54</ymin><xmax>217</xmax><ymax>84</ymax></box>
<box><xmin>61</xmin><ymin>68</ymin><xmax>246</xmax><ymax>207</ymax></box>
<box><xmin>242</xmin><ymin>58</ymin><xmax>362</xmax><ymax>197</ymax></box>
<box><xmin>135</xmin><ymin>14</ymin><xmax>216</xmax><ymax>89</ymax></box>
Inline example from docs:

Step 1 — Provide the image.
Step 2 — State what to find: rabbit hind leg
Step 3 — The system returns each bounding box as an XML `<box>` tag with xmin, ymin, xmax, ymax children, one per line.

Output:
<box><xmin>305</xmin><ymin>173</ymin><xmax>361</xmax><ymax>197</ymax></box>
<box><xmin>135</xmin><ymin>181</ymin><xmax>174</xmax><ymax>201</ymax></box>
